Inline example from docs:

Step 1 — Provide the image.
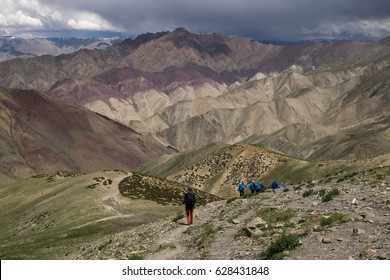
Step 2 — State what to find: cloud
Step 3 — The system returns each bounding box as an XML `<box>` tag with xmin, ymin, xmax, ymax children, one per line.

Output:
<box><xmin>66</xmin><ymin>12</ymin><xmax>116</xmax><ymax>30</ymax></box>
<box><xmin>0</xmin><ymin>0</ymin><xmax>43</xmax><ymax>28</ymax></box>
<box><xmin>0</xmin><ymin>0</ymin><xmax>118</xmax><ymax>36</ymax></box>
<box><xmin>2</xmin><ymin>0</ymin><xmax>390</xmax><ymax>40</ymax></box>
<box><xmin>302</xmin><ymin>18</ymin><xmax>390</xmax><ymax>39</ymax></box>
<box><xmin>1</xmin><ymin>10</ymin><xmax>43</xmax><ymax>28</ymax></box>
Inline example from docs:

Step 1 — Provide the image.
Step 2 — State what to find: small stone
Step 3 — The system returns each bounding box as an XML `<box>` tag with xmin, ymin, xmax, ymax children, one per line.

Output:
<box><xmin>114</xmin><ymin>251</ymin><xmax>123</xmax><ymax>258</ymax></box>
<box><xmin>352</xmin><ymin>228</ymin><xmax>366</xmax><ymax>236</ymax></box>
<box><xmin>351</xmin><ymin>198</ymin><xmax>358</xmax><ymax>205</ymax></box>
<box><xmin>289</xmin><ymin>216</ymin><xmax>304</xmax><ymax>225</ymax></box>
<box><xmin>377</xmin><ymin>254</ymin><xmax>387</xmax><ymax>260</ymax></box>
<box><xmin>232</xmin><ymin>219</ymin><xmax>241</xmax><ymax>225</ymax></box>
<box><xmin>275</xmin><ymin>223</ymin><xmax>285</xmax><ymax>228</ymax></box>
<box><xmin>322</xmin><ymin>237</ymin><xmax>332</xmax><ymax>244</ymax></box>
<box><xmin>274</xmin><ymin>228</ymin><xmax>283</xmax><ymax>234</ymax></box>
<box><xmin>337</xmin><ymin>238</ymin><xmax>344</xmax><ymax>242</ymax></box>
<box><xmin>313</xmin><ymin>225</ymin><xmax>321</xmax><ymax>231</ymax></box>
<box><xmin>271</xmin><ymin>233</ymin><xmax>281</xmax><ymax>241</ymax></box>
<box><xmin>348</xmin><ymin>256</ymin><xmax>355</xmax><ymax>260</ymax></box>
<box><xmin>360</xmin><ymin>249</ymin><xmax>376</xmax><ymax>258</ymax></box>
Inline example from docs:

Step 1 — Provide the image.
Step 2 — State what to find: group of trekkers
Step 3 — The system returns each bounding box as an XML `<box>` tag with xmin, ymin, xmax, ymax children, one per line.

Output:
<box><xmin>238</xmin><ymin>180</ymin><xmax>283</xmax><ymax>196</ymax></box>
<box><xmin>182</xmin><ymin>180</ymin><xmax>284</xmax><ymax>225</ymax></box>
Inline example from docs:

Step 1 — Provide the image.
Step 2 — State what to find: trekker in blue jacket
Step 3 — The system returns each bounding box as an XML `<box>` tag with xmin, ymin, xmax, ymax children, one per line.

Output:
<box><xmin>249</xmin><ymin>181</ymin><xmax>255</xmax><ymax>194</ymax></box>
<box><xmin>271</xmin><ymin>181</ymin><xmax>278</xmax><ymax>191</ymax></box>
<box><xmin>255</xmin><ymin>183</ymin><xmax>263</xmax><ymax>193</ymax></box>
<box><xmin>237</xmin><ymin>181</ymin><xmax>246</xmax><ymax>196</ymax></box>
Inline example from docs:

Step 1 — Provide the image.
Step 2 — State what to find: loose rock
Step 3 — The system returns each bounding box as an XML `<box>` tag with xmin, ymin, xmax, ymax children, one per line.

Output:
<box><xmin>359</xmin><ymin>249</ymin><xmax>376</xmax><ymax>258</ymax></box>
<box><xmin>322</xmin><ymin>238</ymin><xmax>332</xmax><ymax>244</ymax></box>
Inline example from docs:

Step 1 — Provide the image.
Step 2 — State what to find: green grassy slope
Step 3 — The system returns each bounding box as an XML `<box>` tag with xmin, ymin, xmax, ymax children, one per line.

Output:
<box><xmin>0</xmin><ymin>170</ymin><xmax>219</xmax><ymax>259</ymax></box>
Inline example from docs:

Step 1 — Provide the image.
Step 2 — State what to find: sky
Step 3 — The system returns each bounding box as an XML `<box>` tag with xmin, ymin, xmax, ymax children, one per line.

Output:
<box><xmin>1</xmin><ymin>0</ymin><xmax>390</xmax><ymax>41</ymax></box>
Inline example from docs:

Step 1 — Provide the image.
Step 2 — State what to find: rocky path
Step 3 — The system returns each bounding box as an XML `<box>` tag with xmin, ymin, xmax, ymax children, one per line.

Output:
<box><xmin>146</xmin><ymin>201</ymin><xmax>225</xmax><ymax>259</ymax></box>
<box><xmin>67</xmin><ymin>170</ymin><xmax>390</xmax><ymax>260</ymax></box>
<box><xmin>208</xmin><ymin>208</ymin><xmax>256</xmax><ymax>259</ymax></box>
<box><xmin>145</xmin><ymin>180</ymin><xmax>389</xmax><ymax>260</ymax></box>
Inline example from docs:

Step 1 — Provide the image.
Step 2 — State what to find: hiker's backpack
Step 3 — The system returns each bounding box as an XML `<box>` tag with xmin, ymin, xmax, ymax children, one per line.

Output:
<box><xmin>186</xmin><ymin>192</ymin><xmax>195</xmax><ymax>208</ymax></box>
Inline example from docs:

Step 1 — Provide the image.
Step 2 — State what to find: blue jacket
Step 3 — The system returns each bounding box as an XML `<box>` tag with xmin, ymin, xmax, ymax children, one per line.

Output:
<box><xmin>238</xmin><ymin>183</ymin><xmax>246</xmax><ymax>192</ymax></box>
<box><xmin>272</xmin><ymin>181</ymin><xmax>278</xmax><ymax>189</ymax></box>
<box><xmin>249</xmin><ymin>181</ymin><xmax>255</xmax><ymax>191</ymax></box>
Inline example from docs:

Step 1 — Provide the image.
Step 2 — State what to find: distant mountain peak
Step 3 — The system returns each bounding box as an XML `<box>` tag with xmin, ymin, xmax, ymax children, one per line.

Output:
<box><xmin>172</xmin><ymin>27</ymin><xmax>191</xmax><ymax>34</ymax></box>
<box><xmin>117</xmin><ymin>30</ymin><xmax>169</xmax><ymax>50</ymax></box>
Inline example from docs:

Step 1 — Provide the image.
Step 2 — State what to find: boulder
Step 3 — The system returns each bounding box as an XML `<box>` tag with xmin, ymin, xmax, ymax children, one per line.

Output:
<box><xmin>247</xmin><ymin>217</ymin><xmax>267</xmax><ymax>229</ymax></box>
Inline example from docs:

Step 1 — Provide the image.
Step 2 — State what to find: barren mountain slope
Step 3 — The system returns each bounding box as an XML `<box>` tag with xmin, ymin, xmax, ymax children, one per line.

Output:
<box><xmin>0</xmin><ymin>87</ymin><xmax>173</xmax><ymax>184</ymax></box>
<box><xmin>1</xmin><ymin>29</ymin><xmax>390</xmax><ymax>162</ymax></box>
<box><xmin>155</xmin><ymin>63</ymin><xmax>390</xmax><ymax>154</ymax></box>
<box><xmin>140</xmin><ymin>143</ymin><xmax>335</xmax><ymax>197</ymax></box>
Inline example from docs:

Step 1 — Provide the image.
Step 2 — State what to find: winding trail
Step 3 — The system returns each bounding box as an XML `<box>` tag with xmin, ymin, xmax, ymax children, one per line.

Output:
<box><xmin>101</xmin><ymin>173</ymin><xmax>130</xmax><ymax>215</ymax></box>
<box><xmin>71</xmin><ymin>173</ymin><xmax>132</xmax><ymax>230</ymax></box>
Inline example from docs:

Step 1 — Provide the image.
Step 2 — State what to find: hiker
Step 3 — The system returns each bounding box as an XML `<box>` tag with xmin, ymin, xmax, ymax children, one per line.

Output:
<box><xmin>237</xmin><ymin>181</ymin><xmax>246</xmax><ymax>196</ymax></box>
<box><xmin>278</xmin><ymin>182</ymin><xmax>284</xmax><ymax>189</ymax></box>
<box><xmin>255</xmin><ymin>183</ymin><xmax>263</xmax><ymax>193</ymax></box>
<box><xmin>249</xmin><ymin>181</ymin><xmax>256</xmax><ymax>194</ymax></box>
<box><xmin>183</xmin><ymin>186</ymin><xmax>196</xmax><ymax>225</ymax></box>
<box><xmin>271</xmin><ymin>180</ymin><xmax>278</xmax><ymax>191</ymax></box>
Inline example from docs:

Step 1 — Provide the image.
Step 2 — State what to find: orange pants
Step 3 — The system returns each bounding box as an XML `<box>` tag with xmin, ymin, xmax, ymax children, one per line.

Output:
<box><xmin>186</xmin><ymin>209</ymin><xmax>194</xmax><ymax>224</ymax></box>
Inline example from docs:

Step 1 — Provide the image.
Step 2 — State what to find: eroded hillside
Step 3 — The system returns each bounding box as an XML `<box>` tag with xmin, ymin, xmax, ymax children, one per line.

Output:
<box><xmin>0</xmin><ymin>87</ymin><xmax>174</xmax><ymax>184</ymax></box>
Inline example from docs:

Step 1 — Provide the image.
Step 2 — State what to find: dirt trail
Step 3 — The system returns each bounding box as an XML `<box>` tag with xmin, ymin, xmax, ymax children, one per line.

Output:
<box><xmin>208</xmin><ymin>209</ymin><xmax>256</xmax><ymax>259</ymax></box>
<box><xmin>71</xmin><ymin>173</ymin><xmax>132</xmax><ymax>230</ymax></box>
<box><xmin>101</xmin><ymin>173</ymin><xmax>130</xmax><ymax>216</ymax></box>
<box><xmin>147</xmin><ymin>200</ymin><xmax>224</xmax><ymax>259</ymax></box>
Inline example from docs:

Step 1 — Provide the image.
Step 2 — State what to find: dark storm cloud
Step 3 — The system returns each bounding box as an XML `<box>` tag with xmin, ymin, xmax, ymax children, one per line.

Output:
<box><xmin>4</xmin><ymin>0</ymin><xmax>390</xmax><ymax>39</ymax></box>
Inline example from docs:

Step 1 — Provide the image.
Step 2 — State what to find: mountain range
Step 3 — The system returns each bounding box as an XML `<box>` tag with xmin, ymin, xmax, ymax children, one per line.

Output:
<box><xmin>0</xmin><ymin>36</ymin><xmax>120</xmax><ymax>62</ymax></box>
<box><xmin>1</xmin><ymin>28</ymin><xmax>389</xmax><ymax>166</ymax></box>
<box><xmin>0</xmin><ymin>28</ymin><xmax>389</xmax><ymax>260</ymax></box>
